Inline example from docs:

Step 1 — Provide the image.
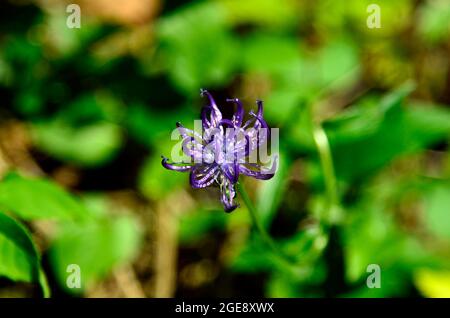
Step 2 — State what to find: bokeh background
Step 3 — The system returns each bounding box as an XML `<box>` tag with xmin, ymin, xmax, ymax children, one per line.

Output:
<box><xmin>0</xmin><ymin>0</ymin><xmax>450</xmax><ymax>298</ymax></box>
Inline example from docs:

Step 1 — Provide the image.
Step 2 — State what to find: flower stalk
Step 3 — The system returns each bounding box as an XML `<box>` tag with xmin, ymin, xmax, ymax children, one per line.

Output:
<box><xmin>237</xmin><ymin>182</ymin><xmax>296</xmax><ymax>267</ymax></box>
<box><xmin>312</xmin><ymin>123</ymin><xmax>340</xmax><ymax>224</ymax></box>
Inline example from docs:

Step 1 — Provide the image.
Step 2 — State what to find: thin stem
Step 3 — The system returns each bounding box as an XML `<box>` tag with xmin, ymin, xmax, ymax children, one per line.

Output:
<box><xmin>312</xmin><ymin>124</ymin><xmax>340</xmax><ymax>224</ymax></box>
<box><xmin>237</xmin><ymin>182</ymin><xmax>294</xmax><ymax>266</ymax></box>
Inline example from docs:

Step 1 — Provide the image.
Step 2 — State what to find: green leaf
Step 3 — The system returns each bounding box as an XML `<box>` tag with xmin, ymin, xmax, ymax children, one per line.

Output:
<box><xmin>414</xmin><ymin>268</ymin><xmax>450</xmax><ymax>298</ymax></box>
<box><xmin>157</xmin><ymin>2</ymin><xmax>238</xmax><ymax>93</ymax></box>
<box><xmin>316</xmin><ymin>40</ymin><xmax>360</xmax><ymax>91</ymax></box>
<box><xmin>418</xmin><ymin>0</ymin><xmax>450</xmax><ymax>44</ymax></box>
<box><xmin>138</xmin><ymin>152</ymin><xmax>187</xmax><ymax>200</ymax></box>
<box><xmin>125</xmin><ymin>103</ymin><xmax>195</xmax><ymax>148</ymax></box>
<box><xmin>404</xmin><ymin>101</ymin><xmax>450</xmax><ymax>150</ymax></box>
<box><xmin>0</xmin><ymin>212</ymin><xmax>49</xmax><ymax>297</ymax></box>
<box><xmin>324</xmin><ymin>83</ymin><xmax>450</xmax><ymax>182</ymax></box>
<box><xmin>424</xmin><ymin>184</ymin><xmax>450</xmax><ymax>241</ymax></box>
<box><xmin>241</xmin><ymin>34</ymin><xmax>301</xmax><ymax>77</ymax></box>
<box><xmin>342</xmin><ymin>187</ymin><xmax>438</xmax><ymax>297</ymax></box>
<box><xmin>256</xmin><ymin>150</ymin><xmax>290</xmax><ymax>228</ymax></box>
<box><xmin>219</xmin><ymin>0</ymin><xmax>298</xmax><ymax>27</ymax></box>
<box><xmin>31</xmin><ymin>120</ymin><xmax>123</xmax><ymax>167</ymax></box>
<box><xmin>49</xmin><ymin>215</ymin><xmax>142</xmax><ymax>292</ymax></box>
<box><xmin>0</xmin><ymin>173</ymin><xmax>88</xmax><ymax>221</ymax></box>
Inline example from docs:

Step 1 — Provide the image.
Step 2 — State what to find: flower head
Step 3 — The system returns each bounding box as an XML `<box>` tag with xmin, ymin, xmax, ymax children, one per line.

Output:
<box><xmin>162</xmin><ymin>89</ymin><xmax>277</xmax><ymax>212</ymax></box>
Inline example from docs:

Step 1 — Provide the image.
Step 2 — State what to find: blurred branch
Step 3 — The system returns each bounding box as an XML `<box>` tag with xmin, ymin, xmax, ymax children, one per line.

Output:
<box><xmin>153</xmin><ymin>202</ymin><xmax>178</xmax><ymax>297</ymax></box>
<box><xmin>113</xmin><ymin>266</ymin><xmax>146</xmax><ymax>298</ymax></box>
<box><xmin>153</xmin><ymin>190</ymin><xmax>194</xmax><ymax>297</ymax></box>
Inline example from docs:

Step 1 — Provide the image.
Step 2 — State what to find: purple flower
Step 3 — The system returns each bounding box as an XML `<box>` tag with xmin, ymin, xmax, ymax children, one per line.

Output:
<box><xmin>162</xmin><ymin>89</ymin><xmax>277</xmax><ymax>212</ymax></box>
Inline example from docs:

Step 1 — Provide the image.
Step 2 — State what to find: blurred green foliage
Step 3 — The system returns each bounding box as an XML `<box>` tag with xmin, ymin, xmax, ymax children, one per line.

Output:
<box><xmin>0</xmin><ymin>0</ymin><xmax>449</xmax><ymax>298</ymax></box>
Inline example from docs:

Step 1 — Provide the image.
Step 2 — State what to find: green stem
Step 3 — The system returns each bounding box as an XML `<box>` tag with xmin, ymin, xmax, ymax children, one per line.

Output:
<box><xmin>39</xmin><ymin>267</ymin><xmax>51</xmax><ymax>298</ymax></box>
<box><xmin>237</xmin><ymin>183</ymin><xmax>293</xmax><ymax>266</ymax></box>
<box><xmin>312</xmin><ymin>124</ymin><xmax>340</xmax><ymax>224</ymax></box>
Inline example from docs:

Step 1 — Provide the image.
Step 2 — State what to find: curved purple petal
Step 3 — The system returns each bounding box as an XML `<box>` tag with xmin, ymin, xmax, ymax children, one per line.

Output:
<box><xmin>219</xmin><ymin>118</ymin><xmax>235</xmax><ymax>128</ymax></box>
<box><xmin>201</xmin><ymin>106</ymin><xmax>212</xmax><ymax>129</ymax></box>
<box><xmin>200</xmin><ymin>89</ymin><xmax>222</xmax><ymax>127</ymax></box>
<box><xmin>256</xmin><ymin>99</ymin><xmax>264</xmax><ymax>117</ymax></box>
<box><xmin>176</xmin><ymin>122</ymin><xmax>203</xmax><ymax>141</ymax></box>
<box><xmin>190</xmin><ymin>164</ymin><xmax>218</xmax><ymax>188</ymax></box>
<box><xmin>227</xmin><ymin>98</ymin><xmax>244</xmax><ymax>126</ymax></box>
<box><xmin>239</xmin><ymin>156</ymin><xmax>277</xmax><ymax>180</ymax></box>
<box><xmin>246</xmin><ymin>107</ymin><xmax>270</xmax><ymax>153</ymax></box>
<box><xmin>161</xmin><ymin>156</ymin><xmax>192</xmax><ymax>172</ymax></box>
<box><xmin>239</xmin><ymin>166</ymin><xmax>274</xmax><ymax>180</ymax></box>
<box><xmin>249</xmin><ymin>100</ymin><xmax>268</xmax><ymax>132</ymax></box>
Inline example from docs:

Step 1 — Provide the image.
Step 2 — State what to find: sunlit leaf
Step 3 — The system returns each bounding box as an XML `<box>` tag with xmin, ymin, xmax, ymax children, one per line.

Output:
<box><xmin>0</xmin><ymin>173</ymin><xmax>88</xmax><ymax>221</ymax></box>
<box><xmin>424</xmin><ymin>184</ymin><xmax>450</xmax><ymax>241</ymax></box>
<box><xmin>414</xmin><ymin>269</ymin><xmax>450</xmax><ymax>298</ymax></box>
<box><xmin>324</xmin><ymin>84</ymin><xmax>450</xmax><ymax>182</ymax></box>
<box><xmin>418</xmin><ymin>0</ymin><xmax>450</xmax><ymax>44</ymax></box>
<box><xmin>0</xmin><ymin>212</ymin><xmax>49</xmax><ymax>297</ymax></box>
<box><xmin>220</xmin><ymin>0</ymin><xmax>298</xmax><ymax>27</ymax></box>
<box><xmin>32</xmin><ymin>120</ymin><xmax>123</xmax><ymax>167</ymax></box>
<box><xmin>49</xmin><ymin>215</ymin><xmax>142</xmax><ymax>292</ymax></box>
<box><xmin>256</xmin><ymin>150</ymin><xmax>290</xmax><ymax>228</ymax></box>
<box><xmin>157</xmin><ymin>2</ymin><xmax>238</xmax><ymax>94</ymax></box>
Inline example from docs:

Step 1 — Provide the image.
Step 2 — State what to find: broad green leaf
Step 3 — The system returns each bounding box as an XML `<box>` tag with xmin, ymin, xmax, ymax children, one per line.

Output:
<box><xmin>424</xmin><ymin>184</ymin><xmax>450</xmax><ymax>240</ymax></box>
<box><xmin>219</xmin><ymin>0</ymin><xmax>298</xmax><ymax>27</ymax></box>
<box><xmin>138</xmin><ymin>152</ymin><xmax>186</xmax><ymax>200</ymax></box>
<box><xmin>157</xmin><ymin>2</ymin><xmax>238</xmax><ymax>93</ymax></box>
<box><xmin>324</xmin><ymin>83</ymin><xmax>450</xmax><ymax>182</ymax></box>
<box><xmin>240</xmin><ymin>36</ymin><xmax>358</xmax><ymax>124</ymax></box>
<box><xmin>0</xmin><ymin>212</ymin><xmax>38</xmax><ymax>282</ymax></box>
<box><xmin>0</xmin><ymin>212</ymin><xmax>49</xmax><ymax>297</ymax></box>
<box><xmin>418</xmin><ymin>0</ymin><xmax>450</xmax><ymax>44</ymax></box>
<box><xmin>342</xmin><ymin>180</ymin><xmax>441</xmax><ymax>296</ymax></box>
<box><xmin>241</xmin><ymin>34</ymin><xmax>301</xmax><ymax>77</ymax></box>
<box><xmin>31</xmin><ymin>120</ymin><xmax>123</xmax><ymax>167</ymax></box>
<box><xmin>0</xmin><ymin>173</ymin><xmax>88</xmax><ymax>221</ymax></box>
<box><xmin>125</xmin><ymin>103</ymin><xmax>195</xmax><ymax>148</ymax></box>
<box><xmin>405</xmin><ymin>101</ymin><xmax>450</xmax><ymax>150</ymax></box>
<box><xmin>49</xmin><ymin>215</ymin><xmax>142</xmax><ymax>292</ymax></box>
<box><xmin>316</xmin><ymin>40</ymin><xmax>360</xmax><ymax>91</ymax></box>
<box><xmin>256</xmin><ymin>150</ymin><xmax>290</xmax><ymax>228</ymax></box>
<box><xmin>240</xmin><ymin>34</ymin><xmax>304</xmax><ymax>124</ymax></box>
